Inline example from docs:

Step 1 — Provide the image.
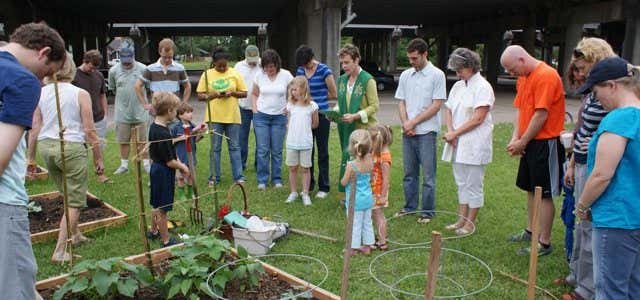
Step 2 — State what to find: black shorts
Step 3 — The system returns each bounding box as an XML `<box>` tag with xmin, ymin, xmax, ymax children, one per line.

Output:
<box><xmin>516</xmin><ymin>138</ymin><xmax>565</xmax><ymax>199</ymax></box>
<box><xmin>150</xmin><ymin>162</ymin><xmax>175</xmax><ymax>212</ymax></box>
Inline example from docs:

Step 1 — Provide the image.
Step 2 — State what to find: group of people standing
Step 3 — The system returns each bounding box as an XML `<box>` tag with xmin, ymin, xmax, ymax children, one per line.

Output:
<box><xmin>1</xmin><ymin>20</ymin><xmax>639</xmax><ymax>300</ymax></box>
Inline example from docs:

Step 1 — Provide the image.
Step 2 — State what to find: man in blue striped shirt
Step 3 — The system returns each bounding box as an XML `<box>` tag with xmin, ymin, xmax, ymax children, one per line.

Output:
<box><xmin>295</xmin><ymin>45</ymin><xmax>337</xmax><ymax>199</ymax></box>
<box><xmin>135</xmin><ymin>38</ymin><xmax>191</xmax><ymax>106</ymax></box>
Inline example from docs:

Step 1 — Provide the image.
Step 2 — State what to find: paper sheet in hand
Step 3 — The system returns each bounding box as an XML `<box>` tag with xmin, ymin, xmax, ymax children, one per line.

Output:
<box><xmin>442</xmin><ymin>143</ymin><xmax>453</xmax><ymax>162</ymax></box>
<box><xmin>319</xmin><ymin>109</ymin><xmax>341</xmax><ymax>120</ymax></box>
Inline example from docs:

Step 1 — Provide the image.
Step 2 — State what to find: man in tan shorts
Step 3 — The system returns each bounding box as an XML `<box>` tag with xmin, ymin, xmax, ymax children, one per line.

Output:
<box><xmin>108</xmin><ymin>48</ymin><xmax>151</xmax><ymax>174</ymax></box>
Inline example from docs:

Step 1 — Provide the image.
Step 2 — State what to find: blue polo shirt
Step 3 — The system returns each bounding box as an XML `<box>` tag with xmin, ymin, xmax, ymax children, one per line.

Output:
<box><xmin>587</xmin><ymin>107</ymin><xmax>640</xmax><ymax>229</ymax></box>
<box><xmin>0</xmin><ymin>51</ymin><xmax>42</xmax><ymax>207</ymax></box>
<box><xmin>296</xmin><ymin>63</ymin><xmax>333</xmax><ymax>111</ymax></box>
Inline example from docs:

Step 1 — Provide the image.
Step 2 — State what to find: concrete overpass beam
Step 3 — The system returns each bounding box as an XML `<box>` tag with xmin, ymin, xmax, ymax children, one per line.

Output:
<box><xmin>622</xmin><ymin>0</ymin><xmax>640</xmax><ymax>64</ymax></box>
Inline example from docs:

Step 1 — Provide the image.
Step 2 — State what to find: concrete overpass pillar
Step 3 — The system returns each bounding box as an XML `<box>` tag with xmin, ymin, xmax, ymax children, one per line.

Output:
<box><xmin>561</xmin><ymin>22</ymin><xmax>583</xmax><ymax>78</ymax></box>
<box><xmin>388</xmin><ymin>29</ymin><xmax>401</xmax><ymax>72</ymax></box>
<box><xmin>622</xmin><ymin>0</ymin><xmax>640</xmax><ymax>65</ymax></box>
<box><xmin>436</xmin><ymin>33</ymin><xmax>450</xmax><ymax>72</ymax></box>
<box><xmin>321</xmin><ymin>5</ymin><xmax>341</xmax><ymax>75</ymax></box>
<box><xmin>485</xmin><ymin>30</ymin><xmax>503</xmax><ymax>86</ymax></box>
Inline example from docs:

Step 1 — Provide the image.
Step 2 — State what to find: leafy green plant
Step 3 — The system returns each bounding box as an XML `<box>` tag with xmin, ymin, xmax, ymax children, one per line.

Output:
<box><xmin>53</xmin><ymin>257</ymin><xmax>154</xmax><ymax>300</ymax></box>
<box><xmin>229</xmin><ymin>247</ymin><xmax>265</xmax><ymax>292</ymax></box>
<box><xmin>163</xmin><ymin>236</ymin><xmax>232</xmax><ymax>299</ymax></box>
<box><xmin>27</xmin><ymin>201</ymin><xmax>42</xmax><ymax>213</ymax></box>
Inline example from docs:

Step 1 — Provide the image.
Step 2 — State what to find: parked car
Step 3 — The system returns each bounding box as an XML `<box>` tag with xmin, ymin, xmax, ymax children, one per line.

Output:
<box><xmin>360</xmin><ymin>61</ymin><xmax>396</xmax><ymax>91</ymax></box>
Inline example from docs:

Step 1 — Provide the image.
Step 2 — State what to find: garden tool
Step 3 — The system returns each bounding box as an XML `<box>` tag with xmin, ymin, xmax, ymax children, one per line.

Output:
<box><xmin>185</xmin><ymin>126</ymin><xmax>203</xmax><ymax>226</ymax></box>
<box><xmin>203</xmin><ymin>69</ymin><xmax>221</xmax><ymax>230</ymax></box>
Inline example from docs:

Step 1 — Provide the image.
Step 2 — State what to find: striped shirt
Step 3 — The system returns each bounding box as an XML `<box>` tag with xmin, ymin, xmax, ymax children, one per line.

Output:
<box><xmin>296</xmin><ymin>63</ymin><xmax>333</xmax><ymax>110</ymax></box>
<box><xmin>574</xmin><ymin>92</ymin><xmax>608</xmax><ymax>164</ymax></box>
<box><xmin>140</xmin><ymin>59</ymin><xmax>188</xmax><ymax>94</ymax></box>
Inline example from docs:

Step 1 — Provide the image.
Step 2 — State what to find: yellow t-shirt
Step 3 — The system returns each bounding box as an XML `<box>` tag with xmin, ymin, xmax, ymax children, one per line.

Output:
<box><xmin>196</xmin><ymin>68</ymin><xmax>247</xmax><ymax>124</ymax></box>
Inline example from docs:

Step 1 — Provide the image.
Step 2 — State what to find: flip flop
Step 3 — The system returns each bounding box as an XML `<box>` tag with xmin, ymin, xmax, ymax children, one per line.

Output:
<box><xmin>445</xmin><ymin>223</ymin><xmax>463</xmax><ymax>230</ymax></box>
<box><xmin>51</xmin><ymin>253</ymin><xmax>82</xmax><ymax>263</ymax></box>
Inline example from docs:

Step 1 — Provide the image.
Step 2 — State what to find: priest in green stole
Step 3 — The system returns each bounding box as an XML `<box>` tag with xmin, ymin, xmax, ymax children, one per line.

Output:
<box><xmin>331</xmin><ymin>44</ymin><xmax>379</xmax><ymax>193</ymax></box>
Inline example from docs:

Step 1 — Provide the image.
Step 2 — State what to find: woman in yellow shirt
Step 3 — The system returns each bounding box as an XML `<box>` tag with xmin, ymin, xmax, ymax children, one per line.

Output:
<box><xmin>197</xmin><ymin>47</ymin><xmax>247</xmax><ymax>185</ymax></box>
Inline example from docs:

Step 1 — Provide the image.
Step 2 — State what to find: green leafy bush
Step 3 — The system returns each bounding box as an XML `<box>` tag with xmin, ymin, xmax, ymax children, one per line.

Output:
<box><xmin>53</xmin><ymin>257</ymin><xmax>154</xmax><ymax>300</ymax></box>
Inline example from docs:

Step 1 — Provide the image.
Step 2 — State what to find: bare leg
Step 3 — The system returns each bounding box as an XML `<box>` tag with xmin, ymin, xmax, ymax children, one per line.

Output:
<box><xmin>120</xmin><ymin>144</ymin><xmax>130</xmax><ymax>160</ymax></box>
<box><xmin>462</xmin><ymin>207</ymin><xmax>480</xmax><ymax>232</ymax></box>
<box><xmin>157</xmin><ymin>210</ymin><xmax>170</xmax><ymax>244</ymax></box>
<box><xmin>539</xmin><ymin>198</ymin><xmax>555</xmax><ymax>244</ymax></box>
<box><xmin>52</xmin><ymin>208</ymin><xmax>80</xmax><ymax>261</ymax></box>
<box><xmin>372</xmin><ymin>208</ymin><xmax>387</xmax><ymax>244</ymax></box>
<box><xmin>289</xmin><ymin>166</ymin><xmax>298</xmax><ymax>193</ymax></box>
<box><xmin>300</xmin><ymin>167</ymin><xmax>310</xmax><ymax>194</ymax></box>
<box><xmin>447</xmin><ymin>204</ymin><xmax>468</xmax><ymax>229</ymax></box>
<box><xmin>151</xmin><ymin>209</ymin><xmax>161</xmax><ymax>233</ymax></box>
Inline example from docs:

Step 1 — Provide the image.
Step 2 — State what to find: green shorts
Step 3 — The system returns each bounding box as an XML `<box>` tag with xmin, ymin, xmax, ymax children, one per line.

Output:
<box><xmin>39</xmin><ymin>139</ymin><xmax>89</xmax><ymax>208</ymax></box>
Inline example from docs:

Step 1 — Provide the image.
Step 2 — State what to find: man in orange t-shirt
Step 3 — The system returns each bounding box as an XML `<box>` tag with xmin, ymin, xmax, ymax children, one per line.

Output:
<box><xmin>501</xmin><ymin>45</ymin><xmax>566</xmax><ymax>257</ymax></box>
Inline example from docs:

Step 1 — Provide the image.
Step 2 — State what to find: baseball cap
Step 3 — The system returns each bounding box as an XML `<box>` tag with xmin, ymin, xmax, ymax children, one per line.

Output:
<box><xmin>245</xmin><ymin>45</ymin><xmax>260</xmax><ymax>63</ymax></box>
<box><xmin>120</xmin><ymin>48</ymin><xmax>134</xmax><ymax>63</ymax></box>
<box><xmin>577</xmin><ymin>56</ymin><xmax>631</xmax><ymax>94</ymax></box>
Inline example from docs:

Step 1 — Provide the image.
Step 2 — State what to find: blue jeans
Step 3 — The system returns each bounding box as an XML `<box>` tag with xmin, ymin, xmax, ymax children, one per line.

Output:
<box><xmin>592</xmin><ymin>227</ymin><xmax>640</xmax><ymax>300</ymax></box>
<box><xmin>402</xmin><ymin>132</ymin><xmax>437</xmax><ymax>217</ymax></box>
<box><xmin>209</xmin><ymin>123</ymin><xmax>244</xmax><ymax>182</ymax></box>
<box><xmin>253</xmin><ymin>111</ymin><xmax>287</xmax><ymax>185</ymax></box>
<box><xmin>310</xmin><ymin>114</ymin><xmax>331</xmax><ymax>192</ymax></box>
<box><xmin>239</xmin><ymin>108</ymin><xmax>256</xmax><ymax>171</ymax></box>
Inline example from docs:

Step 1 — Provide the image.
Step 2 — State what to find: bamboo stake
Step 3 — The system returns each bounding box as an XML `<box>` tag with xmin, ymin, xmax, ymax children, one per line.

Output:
<box><xmin>424</xmin><ymin>231</ymin><xmax>442</xmax><ymax>300</ymax></box>
<box><xmin>527</xmin><ymin>186</ymin><xmax>543</xmax><ymax>300</ymax></box>
<box><xmin>340</xmin><ymin>174</ymin><xmax>357</xmax><ymax>299</ymax></box>
<box><xmin>53</xmin><ymin>74</ymin><xmax>74</xmax><ymax>267</ymax></box>
<box><xmin>132</xmin><ymin>127</ymin><xmax>154</xmax><ymax>274</ymax></box>
<box><xmin>203</xmin><ymin>68</ymin><xmax>220</xmax><ymax>229</ymax></box>
<box><xmin>289</xmin><ymin>228</ymin><xmax>338</xmax><ymax>243</ymax></box>
<box><xmin>498</xmin><ymin>271</ymin><xmax>560</xmax><ymax>300</ymax></box>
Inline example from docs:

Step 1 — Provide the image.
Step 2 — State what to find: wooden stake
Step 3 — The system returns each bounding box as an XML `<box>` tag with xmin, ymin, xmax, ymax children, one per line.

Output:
<box><xmin>53</xmin><ymin>74</ymin><xmax>74</xmax><ymax>267</ymax></box>
<box><xmin>498</xmin><ymin>271</ymin><xmax>560</xmax><ymax>300</ymax></box>
<box><xmin>424</xmin><ymin>231</ymin><xmax>442</xmax><ymax>300</ymax></box>
<box><xmin>527</xmin><ymin>186</ymin><xmax>543</xmax><ymax>300</ymax></box>
<box><xmin>340</xmin><ymin>174</ymin><xmax>357</xmax><ymax>299</ymax></box>
<box><xmin>132</xmin><ymin>127</ymin><xmax>154</xmax><ymax>274</ymax></box>
<box><xmin>290</xmin><ymin>228</ymin><xmax>338</xmax><ymax>243</ymax></box>
<box><xmin>203</xmin><ymin>69</ymin><xmax>219</xmax><ymax>229</ymax></box>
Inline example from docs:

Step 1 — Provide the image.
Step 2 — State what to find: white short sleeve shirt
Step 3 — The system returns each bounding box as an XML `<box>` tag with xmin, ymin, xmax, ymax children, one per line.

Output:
<box><xmin>234</xmin><ymin>59</ymin><xmax>261</xmax><ymax>110</ymax></box>
<box><xmin>254</xmin><ymin>69</ymin><xmax>294</xmax><ymax>115</ymax></box>
<box><xmin>445</xmin><ymin>72</ymin><xmax>494</xmax><ymax>165</ymax></box>
<box><xmin>395</xmin><ymin>62</ymin><xmax>447</xmax><ymax>134</ymax></box>
<box><xmin>286</xmin><ymin>101</ymin><xmax>319</xmax><ymax>150</ymax></box>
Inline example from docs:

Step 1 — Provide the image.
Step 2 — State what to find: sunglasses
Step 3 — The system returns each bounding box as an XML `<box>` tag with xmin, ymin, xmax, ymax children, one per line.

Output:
<box><xmin>573</xmin><ymin>48</ymin><xmax>585</xmax><ymax>59</ymax></box>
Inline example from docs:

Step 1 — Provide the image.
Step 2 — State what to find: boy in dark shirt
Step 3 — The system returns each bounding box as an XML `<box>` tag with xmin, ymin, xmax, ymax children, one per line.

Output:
<box><xmin>148</xmin><ymin>92</ymin><xmax>189</xmax><ymax>247</ymax></box>
<box><xmin>170</xmin><ymin>102</ymin><xmax>206</xmax><ymax>201</ymax></box>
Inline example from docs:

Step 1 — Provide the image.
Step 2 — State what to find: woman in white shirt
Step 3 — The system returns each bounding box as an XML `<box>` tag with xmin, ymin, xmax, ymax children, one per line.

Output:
<box><xmin>251</xmin><ymin>49</ymin><xmax>294</xmax><ymax>190</ymax></box>
<box><xmin>442</xmin><ymin>48</ymin><xmax>495</xmax><ymax>235</ymax></box>
<box><xmin>30</xmin><ymin>53</ymin><xmax>103</xmax><ymax>262</ymax></box>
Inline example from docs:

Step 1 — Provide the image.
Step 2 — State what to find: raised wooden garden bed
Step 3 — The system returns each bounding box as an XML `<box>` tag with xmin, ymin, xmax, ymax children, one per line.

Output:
<box><xmin>29</xmin><ymin>191</ymin><xmax>128</xmax><ymax>244</ymax></box>
<box><xmin>36</xmin><ymin>244</ymin><xmax>340</xmax><ymax>300</ymax></box>
<box><xmin>27</xmin><ymin>165</ymin><xmax>49</xmax><ymax>181</ymax></box>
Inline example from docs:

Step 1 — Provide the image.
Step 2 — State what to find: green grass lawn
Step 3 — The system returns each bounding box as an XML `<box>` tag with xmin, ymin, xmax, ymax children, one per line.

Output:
<box><xmin>29</xmin><ymin>123</ymin><xmax>573</xmax><ymax>299</ymax></box>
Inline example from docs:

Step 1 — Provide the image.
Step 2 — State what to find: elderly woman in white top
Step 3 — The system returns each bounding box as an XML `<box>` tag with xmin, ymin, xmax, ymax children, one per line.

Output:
<box><xmin>442</xmin><ymin>48</ymin><xmax>495</xmax><ymax>235</ymax></box>
<box><xmin>30</xmin><ymin>53</ymin><xmax>103</xmax><ymax>262</ymax></box>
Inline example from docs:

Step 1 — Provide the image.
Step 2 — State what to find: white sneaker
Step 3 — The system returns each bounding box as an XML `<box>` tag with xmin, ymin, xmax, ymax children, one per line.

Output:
<box><xmin>302</xmin><ymin>193</ymin><xmax>312</xmax><ymax>206</ymax></box>
<box><xmin>285</xmin><ymin>192</ymin><xmax>298</xmax><ymax>203</ymax></box>
<box><xmin>113</xmin><ymin>165</ymin><xmax>128</xmax><ymax>175</ymax></box>
<box><xmin>274</xmin><ymin>183</ymin><xmax>283</xmax><ymax>188</ymax></box>
<box><xmin>257</xmin><ymin>184</ymin><xmax>266</xmax><ymax>191</ymax></box>
<box><xmin>315</xmin><ymin>191</ymin><xmax>328</xmax><ymax>199</ymax></box>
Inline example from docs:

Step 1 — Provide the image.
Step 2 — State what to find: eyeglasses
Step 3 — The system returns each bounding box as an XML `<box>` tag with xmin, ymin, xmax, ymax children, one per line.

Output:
<box><xmin>573</xmin><ymin>48</ymin><xmax>585</xmax><ymax>59</ymax></box>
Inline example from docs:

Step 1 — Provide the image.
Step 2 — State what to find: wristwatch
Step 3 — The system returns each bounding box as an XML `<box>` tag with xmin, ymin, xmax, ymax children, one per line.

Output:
<box><xmin>576</xmin><ymin>203</ymin><xmax>590</xmax><ymax>213</ymax></box>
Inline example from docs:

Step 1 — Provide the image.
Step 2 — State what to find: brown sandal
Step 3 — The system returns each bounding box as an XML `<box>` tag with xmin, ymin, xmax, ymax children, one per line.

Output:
<box><xmin>553</xmin><ymin>277</ymin><xmax>571</xmax><ymax>286</ymax></box>
<box><xmin>561</xmin><ymin>291</ymin><xmax>585</xmax><ymax>300</ymax></box>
